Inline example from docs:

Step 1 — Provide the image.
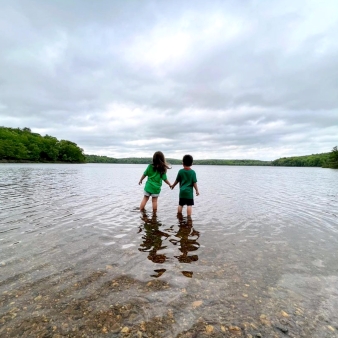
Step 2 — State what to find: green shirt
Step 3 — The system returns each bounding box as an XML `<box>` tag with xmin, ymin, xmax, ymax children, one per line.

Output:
<box><xmin>176</xmin><ymin>168</ymin><xmax>197</xmax><ymax>199</ymax></box>
<box><xmin>144</xmin><ymin>164</ymin><xmax>168</xmax><ymax>194</ymax></box>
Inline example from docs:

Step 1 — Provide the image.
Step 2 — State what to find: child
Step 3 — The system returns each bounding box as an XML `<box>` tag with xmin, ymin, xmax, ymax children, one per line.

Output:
<box><xmin>139</xmin><ymin>151</ymin><xmax>171</xmax><ymax>211</ymax></box>
<box><xmin>171</xmin><ymin>154</ymin><xmax>199</xmax><ymax>216</ymax></box>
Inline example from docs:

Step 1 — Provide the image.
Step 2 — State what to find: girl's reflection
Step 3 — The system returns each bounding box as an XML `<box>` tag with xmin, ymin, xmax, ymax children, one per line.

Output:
<box><xmin>138</xmin><ymin>211</ymin><xmax>169</xmax><ymax>277</ymax></box>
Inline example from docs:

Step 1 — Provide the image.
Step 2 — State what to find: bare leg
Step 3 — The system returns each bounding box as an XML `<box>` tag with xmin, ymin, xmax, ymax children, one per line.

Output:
<box><xmin>187</xmin><ymin>206</ymin><xmax>192</xmax><ymax>216</ymax></box>
<box><xmin>140</xmin><ymin>196</ymin><xmax>150</xmax><ymax>210</ymax></box>
<box><xmin>152</xmin><ymin>197</ymin><xmax>158</xmax><ymax>211</ymax></box>
<box><xmin>177</xmin><ymin>205</ymin><xmax>183</xmax><ymax>214</ymax></box>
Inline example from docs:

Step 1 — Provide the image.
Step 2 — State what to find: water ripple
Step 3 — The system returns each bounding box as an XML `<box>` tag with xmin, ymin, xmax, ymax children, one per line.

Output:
<box><xmin>1</xmin><ymin>164</ymin><xmax>338</xmax><ymax>337</ymax></box>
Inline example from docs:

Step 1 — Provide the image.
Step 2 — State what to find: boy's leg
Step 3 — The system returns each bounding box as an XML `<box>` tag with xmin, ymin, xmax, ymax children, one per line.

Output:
<box><xmin>140</xmin><ymin>196</ymin><xmax>150</xmax><ymax>210</ymax></box>
<box><xmin>187</xmin><ymin>206</ymin><xmax>192</xmax><ymax>216</ymax></box>
<box><xmin>151</xmin><ymin>197</ymin><xmax>158</xmax><ymax>211</ymax></box>
<box><xmin>177</xmin><ymin>205</ymin><xmax>183</xmax><ymax>214</ymax></box>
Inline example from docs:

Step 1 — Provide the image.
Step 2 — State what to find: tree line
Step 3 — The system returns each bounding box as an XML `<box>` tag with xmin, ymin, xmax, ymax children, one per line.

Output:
<box><xmin>272</xmin><ymin>153</ymin><xmax>329</xmax><ymax>167</ymax></box>
<box><xmin>272</xmin><ymin>149</ymin><xmax>338</xmax><ymax>168</ymax></box>
<box><xmin>1</xmin><ymin>126</ymin><xmax>337</xmax><ymax>168</ymax></box>
<box><xmin>87</xmin><ymin>149</ymin><xmax>338</xmax><ymax>168</ymax></box>
<box><xmin>0</xmin><ymin>127</ymin><xmax>86</xmax><ymax>163</ymax></box>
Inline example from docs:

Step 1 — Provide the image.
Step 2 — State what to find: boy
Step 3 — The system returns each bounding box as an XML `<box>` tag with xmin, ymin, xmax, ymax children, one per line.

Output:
<box><xmin>171</xmin><ymin>154</ymin><xmax>199</xmax><ymax>216</ymax></box>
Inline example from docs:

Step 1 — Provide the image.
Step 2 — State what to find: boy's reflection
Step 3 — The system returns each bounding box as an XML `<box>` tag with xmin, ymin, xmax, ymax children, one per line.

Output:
<box><xmin>138</xmin><ymin>212</ymin><xmax>201</xmax><ymax>278</ymax></box>
<box><xmin>170</xmin><ymin>214</ymin><xmax>200</xmax><ymax>278</ymax></box>
<box><xmin>138</xmin><ymin>211</ymin><xmax>169</xmax><ymax>277</ymax></box>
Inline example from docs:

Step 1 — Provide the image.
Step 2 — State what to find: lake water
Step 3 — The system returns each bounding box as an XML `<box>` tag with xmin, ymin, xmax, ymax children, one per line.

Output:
<box><xmin>1</xmin><ymin>163</ymin><xmax>338</xmax><ymax>337</ymax></box>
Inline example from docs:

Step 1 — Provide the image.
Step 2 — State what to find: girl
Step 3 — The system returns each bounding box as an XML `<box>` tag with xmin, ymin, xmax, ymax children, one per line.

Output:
<box><xmin>139</xmin><ymin>151</ymin><xmax>171</xmax><ymax>211</ymax></box>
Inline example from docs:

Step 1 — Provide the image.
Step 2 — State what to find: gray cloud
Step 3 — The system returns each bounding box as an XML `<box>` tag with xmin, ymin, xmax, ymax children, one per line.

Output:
<box><xmin>0</xmin><ymin>0</ymin><xmax>337</xmax><ymax>160</ymax></box>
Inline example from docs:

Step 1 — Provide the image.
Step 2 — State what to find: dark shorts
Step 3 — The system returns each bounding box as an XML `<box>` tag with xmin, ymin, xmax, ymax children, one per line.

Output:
<box><xmin>179</xmin><ymin>198</ymin><xmax>194</xmax><ymax>206</ymax></box>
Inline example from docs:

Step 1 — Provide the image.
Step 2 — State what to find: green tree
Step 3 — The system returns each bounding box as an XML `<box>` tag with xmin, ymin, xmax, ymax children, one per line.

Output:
<box><xmin>41</xmin><ymin>135</ymin><xmax>59</xmax><ymax>161</ymax></box>
<box><xmin>0</xmin><ymin>126</ymin><xmax>85</xmax><ymax>163</ymax></box>
<box><xmin>58</xmin><ymin>140</ymin><xmax>85</xmax><ymax>162</ymax></box>
<box><xmin>331</xmin><ymin>146</ymin><xmax>338</xmax><ymax>161</ymax></box>
<box><xmin>325</xmin><ymin>146</ymin><xmax>338</xmax><ymax>169</ymax></box>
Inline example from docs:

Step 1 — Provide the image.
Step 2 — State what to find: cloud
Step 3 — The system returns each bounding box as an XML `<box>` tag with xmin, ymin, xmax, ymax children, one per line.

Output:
<box><xmin>0</xmin><ymin>0</ymin><xmax>337</xmax><ymax>160</ymax></box>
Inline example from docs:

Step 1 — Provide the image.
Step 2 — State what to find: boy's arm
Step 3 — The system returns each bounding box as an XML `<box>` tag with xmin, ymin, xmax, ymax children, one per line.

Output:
<box><xmin>193</xmin><ymin>182</ymin><xmax>199</xmax><ymax>196</ymax></box>
<box><xmin>138</xmin><ymin>174</ymin><xmax>146</xmax><ymax>185</ymax></box>
<box><xmin>171</xmin><ymin>180</ymin><xmax>178</xmax><ymax>190</ymax></box>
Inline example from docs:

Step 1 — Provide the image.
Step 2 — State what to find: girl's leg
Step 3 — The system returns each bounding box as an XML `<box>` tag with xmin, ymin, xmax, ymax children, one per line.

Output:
<box><xmin>187</xmin><ymin>206</ymin><xmax>192</xmax><ymax>216</ymax></box>
<box><xmin>140</xmin><ymin>196</ymin><xmax>150</xmax><ymax>210</ymax></box>
<box><xmin>151</xmin><ymin>197</ymin><xmax>158</xmax><ymax>211</ymax></box>
<box><xmin>177</xmin><ymin>205</ymin><xmax>183</xmax><ymax>214</ymax></box>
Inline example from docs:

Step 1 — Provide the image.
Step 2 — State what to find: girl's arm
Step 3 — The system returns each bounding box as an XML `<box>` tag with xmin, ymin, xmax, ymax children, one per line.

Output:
<box><xmin>193</xmin><ymin>182</ymin><xmax>199</xmax><ymax>196</ymax></box>
<box><xmin>171</xmin><ymin>180</ymin><xmax>178</xmax><ymax>190</ymax></box>
<box><xmin>163</xmin><ymin>179</ymin><xmax>172</xmax><ymax>188</ymax></box>
<box><xmin>139</xmin><ymin>174</ymin><xmax>146</xmax><ymax>185</ymax></box>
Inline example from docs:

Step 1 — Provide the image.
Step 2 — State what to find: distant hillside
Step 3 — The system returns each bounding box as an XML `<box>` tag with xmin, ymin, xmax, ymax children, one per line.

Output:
<box><xmin>85</xmin><ymin>154</ymin><xmax>271</xmax><ymax>166</ymax></box>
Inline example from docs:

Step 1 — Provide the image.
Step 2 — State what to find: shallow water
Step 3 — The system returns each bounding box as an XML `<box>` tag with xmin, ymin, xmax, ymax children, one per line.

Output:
<box><xmin>1</xmin><ymin>163</ymin><xmax>338</xmax><ymax>337</ymax></box>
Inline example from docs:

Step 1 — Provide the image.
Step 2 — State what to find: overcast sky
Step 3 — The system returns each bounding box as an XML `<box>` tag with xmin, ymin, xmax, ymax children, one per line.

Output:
<box><xmin>0</xmin><ymin>0</ymin><xmax>337</xmax><ymax>160</ymax></box>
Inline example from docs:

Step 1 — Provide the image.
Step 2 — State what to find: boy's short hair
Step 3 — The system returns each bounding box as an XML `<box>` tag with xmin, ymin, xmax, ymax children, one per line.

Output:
<box><xmin>183</xmin><ymin>154</ymin><xmax>193</xmax><ymax>166</ymax></box>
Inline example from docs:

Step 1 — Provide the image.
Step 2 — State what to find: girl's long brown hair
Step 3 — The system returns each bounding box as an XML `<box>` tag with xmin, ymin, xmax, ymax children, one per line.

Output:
<box><xmin>152</xmin><ymin>151</ymin><xmax>171</xmax><ymax>175</ymax></box>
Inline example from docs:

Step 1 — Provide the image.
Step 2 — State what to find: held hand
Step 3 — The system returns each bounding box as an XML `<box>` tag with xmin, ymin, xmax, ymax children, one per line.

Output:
<box><xmin>171</xmin><ymin>185</ymin><xmax>174</xmax><ymax>190</ymax></box>
<box><xmin>196</xmin><ymin>191</ymin><xmax>200</xmax><ymax>196</ymax></box>
<box><xmin>139</xmin><ymin>181</ymin><xmax>142</xmax><ymax>185</ymax></box>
